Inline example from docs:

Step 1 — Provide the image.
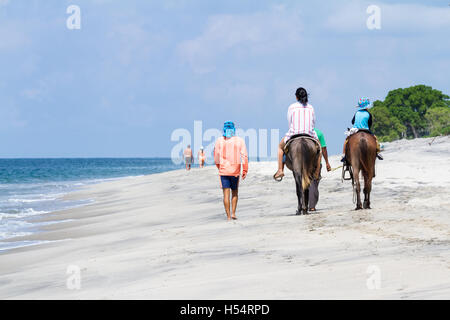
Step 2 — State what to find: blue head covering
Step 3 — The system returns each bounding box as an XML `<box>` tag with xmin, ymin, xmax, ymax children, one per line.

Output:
<box><xmin>223</xmin><ymin>121</ymin><xmax>236</xmax><ymax>138</ymax></box>
<box><xmin>357</xmin><ymin>97</ymin><xmax>371</xmax><ymax>110</ymax></box>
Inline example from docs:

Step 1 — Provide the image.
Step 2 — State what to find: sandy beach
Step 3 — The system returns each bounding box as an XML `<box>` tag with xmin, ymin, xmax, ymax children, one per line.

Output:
<box><xmin>0</xmin><ymin>136</ymin><xmax>449</xmax><ymax>299</ymax></box>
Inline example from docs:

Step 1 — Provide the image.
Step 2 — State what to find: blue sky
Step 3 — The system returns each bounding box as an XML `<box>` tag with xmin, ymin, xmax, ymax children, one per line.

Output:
<box><xmin>1</xmin><ymin>0</ymin><xmax>449</xmax><ymax>157</ymax></box>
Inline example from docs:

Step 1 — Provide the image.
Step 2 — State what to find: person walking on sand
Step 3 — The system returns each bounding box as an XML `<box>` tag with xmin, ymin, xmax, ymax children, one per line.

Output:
<box><xmin>198</xmin><ymin>146</ymin><xmax>206</xmax><ymax>168</ymax></box>
<box><xmin>309</xmin><ymin>128</ymin><xmax>332</xmax><ymax>212</ymax></box>
<box><xmin>214</xmin><ymin>121</ymin><xmax>248</xmax><ymax>221</ymax></box>
<box><xmin>183</xmin><ymin>145</ymin><xmax>193</xmax><ymax>171</ymax></box>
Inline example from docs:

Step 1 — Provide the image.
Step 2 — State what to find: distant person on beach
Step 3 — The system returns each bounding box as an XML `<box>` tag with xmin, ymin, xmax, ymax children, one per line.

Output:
<box><xmin>214</xmin><ymin>121</ymin><xmax>248</xmax><ymax>221</ymax></box>
<box><xmin>309</xmin><ymin>128</ymin><xmax>332</xmax><ymax>212</ymax></box>
<box><xmin>198</xmin><ymin>146</ymin><xmax>206</xmax><ymax>168</ymax></box>
<box><xmin>183</xmin><ymin>145</ymin><xmax>193</xmax><ymax>170</ymax></box>
<box><xmin>273</xmin><ymin>87</ymin><xmax>321</xmax><ymax>181</ymax></box>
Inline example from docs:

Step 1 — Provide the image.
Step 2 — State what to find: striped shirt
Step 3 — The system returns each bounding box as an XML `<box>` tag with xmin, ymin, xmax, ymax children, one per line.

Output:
<box><xmin>285</xmin><ymin>102</ymin><xmax>317</xmax><ymax>141</ymax></box>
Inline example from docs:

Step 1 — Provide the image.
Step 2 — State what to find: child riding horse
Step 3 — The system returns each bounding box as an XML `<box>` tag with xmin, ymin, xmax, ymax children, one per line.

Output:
<box><xmin>341</xmin><ymin>97</ymin><xmax>383</xmax><ymax>165</ymax></box>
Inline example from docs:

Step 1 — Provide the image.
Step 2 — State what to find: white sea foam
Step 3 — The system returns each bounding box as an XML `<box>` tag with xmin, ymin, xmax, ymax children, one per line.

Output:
<box><xmin>0</xmin><ymin>208</ymin><xmax>49</xmax><ymax>220</ymax></box>
<box><xmin>0</xmin><ymin>158</ymin><xmax>178</xmax><ymax>252</ymax></box>
<box><xmin>7</xmin><ymin>194</ymin><xmax>64</xmax><ymax>203</ymax></box>
<box><xmin>0</xmin><ymin>230</ymin><xmax>33</xmax><ymax>240</ymax></box>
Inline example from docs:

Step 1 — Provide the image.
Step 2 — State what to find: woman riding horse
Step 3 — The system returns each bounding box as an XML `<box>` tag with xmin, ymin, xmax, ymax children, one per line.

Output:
<box><xmin>273</xmin><ymin>87</ymin><xmax>322</xmax><ymax>215</ymax></box>
<box><xmin>273</xmin><ymin>87</ymin><xmax>321</xmax><ymax>182</ymax></box>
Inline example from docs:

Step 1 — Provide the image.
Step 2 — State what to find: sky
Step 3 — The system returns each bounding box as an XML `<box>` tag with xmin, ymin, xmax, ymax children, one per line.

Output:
<box><xmin>1</xmin><ymin>0</ymin><xmax>449</xmax><ymax>158</ymax></box>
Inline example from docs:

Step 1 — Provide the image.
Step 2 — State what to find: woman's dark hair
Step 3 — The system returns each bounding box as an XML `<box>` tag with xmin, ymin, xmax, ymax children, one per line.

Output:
<box><xmin>295</xmin><ymin>87</ymin><xmax>308</xmax><ymax>105</ymax></box>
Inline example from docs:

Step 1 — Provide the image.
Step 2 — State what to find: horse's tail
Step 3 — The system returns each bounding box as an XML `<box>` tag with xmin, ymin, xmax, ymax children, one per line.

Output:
<box><xmin>300</xmin><ymin>141</ymin><xmax>312</xmax><ymax>190</ymax></box>
<box><xmin>359</xmin><ymin>137</ymin><xmax>369</xmax><ymax>174</ymax></box>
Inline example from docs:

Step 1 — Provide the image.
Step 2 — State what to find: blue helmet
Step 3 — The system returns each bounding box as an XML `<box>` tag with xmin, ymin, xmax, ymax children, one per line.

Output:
<box><xmin>223</xmin><ymin>121</ymin><xmax>236</xmax><ymax>138</ymax></box>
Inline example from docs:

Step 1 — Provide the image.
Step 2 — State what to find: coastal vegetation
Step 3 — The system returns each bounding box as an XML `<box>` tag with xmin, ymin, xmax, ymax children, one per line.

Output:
<box><xmin>371</xmin><ymin>85</ymin><xmax>450</xmax><ymax>142</ymax></box>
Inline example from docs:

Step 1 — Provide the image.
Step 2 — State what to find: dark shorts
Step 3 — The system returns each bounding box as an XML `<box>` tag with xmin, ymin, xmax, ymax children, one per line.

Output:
<box><xmin>220</xmin><ymin>175</ymin><xmax>240</xmax><ymax>190</ymax></box>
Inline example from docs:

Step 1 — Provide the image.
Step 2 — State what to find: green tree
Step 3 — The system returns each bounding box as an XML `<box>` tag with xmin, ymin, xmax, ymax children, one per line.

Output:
<box><xmin>371</xmin><ymin>102</ymin><xmax>406</xmax><ymax>142</ymax></box>
<box><xmin>371</xmin><ymin>85</ymin><xmax>449</xmax><ymax>141</ymax></box>
<box><xmin>425</xmin><ymin>107</ymin><xmax>450</xmax><ymax>136</ymax></box>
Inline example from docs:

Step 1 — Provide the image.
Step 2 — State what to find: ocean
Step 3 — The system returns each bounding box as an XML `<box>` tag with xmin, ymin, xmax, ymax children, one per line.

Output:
<box><xmin>0</xmin><ymin>158</ymin><xmax>184</xmax><ymax>250</ymax></box>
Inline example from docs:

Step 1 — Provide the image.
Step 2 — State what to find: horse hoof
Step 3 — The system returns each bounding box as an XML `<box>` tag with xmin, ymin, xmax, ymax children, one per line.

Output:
<box><xmin>355</xmin><ymin>206</ymin><xmax>363</xmax><ymax>211</ymax></box>
<box><xmin>296</xmin><ymin>210</ymin><xmax>301</xmax><ymax>215</ymax></box>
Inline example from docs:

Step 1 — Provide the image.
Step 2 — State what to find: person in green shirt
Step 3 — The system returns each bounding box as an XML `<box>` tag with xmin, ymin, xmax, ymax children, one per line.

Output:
<box><xmin>309</xmin><ymin>129</ymin><xmax>331</xmax><ymax>211</ymax></box>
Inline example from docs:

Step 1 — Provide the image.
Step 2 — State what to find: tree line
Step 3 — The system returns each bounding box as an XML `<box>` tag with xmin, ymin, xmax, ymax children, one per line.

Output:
<box><xmin>371</xmin><ymin>85</ymin><xmax>450</xmax><ymax>142</ymax></box>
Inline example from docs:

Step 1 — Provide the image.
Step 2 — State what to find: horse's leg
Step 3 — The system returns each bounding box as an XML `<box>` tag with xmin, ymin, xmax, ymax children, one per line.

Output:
<box><xmin>363</xmin><ymin>173</ymin><xmax>373</xmax><ymax>209</ymax></box>
<box><xmin>353</xmin><ymin>167</ymin><xmax>363</xmax><ymax>210</ymax></box>
<box><xmin>303</xmin><ymin>188</ymin><xmax>309</xmax><ymax>215</ymax></box>
<box><xmin>294</xmin><ymin>172</ymin><xmax>302</xmax><ymax>215</ymax></box>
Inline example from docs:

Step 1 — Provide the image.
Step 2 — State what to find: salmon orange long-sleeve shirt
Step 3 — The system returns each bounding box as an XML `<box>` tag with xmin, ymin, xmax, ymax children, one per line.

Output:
<box><xmin>214</xmin><ymin>136</ymin><xmax>248</xmax><ymax>177</ymax></box>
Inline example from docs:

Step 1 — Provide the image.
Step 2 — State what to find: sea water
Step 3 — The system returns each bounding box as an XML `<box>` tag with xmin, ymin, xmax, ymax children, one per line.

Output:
<box><xmin>0</xmin><ymin>158</ymin><xmax>184</xmax><ymax>250</ymax></box>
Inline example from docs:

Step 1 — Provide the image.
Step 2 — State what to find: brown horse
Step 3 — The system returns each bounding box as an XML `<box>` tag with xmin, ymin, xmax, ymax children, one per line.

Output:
<box><xmin>345</xmin><ymin>131</ymin><xmax>377</xmax><ymax>210</ymax></box>
<box><xmin>285</xmin><ymin>136</ymin><xmax>321</xmax><ymax>215</ymax></box>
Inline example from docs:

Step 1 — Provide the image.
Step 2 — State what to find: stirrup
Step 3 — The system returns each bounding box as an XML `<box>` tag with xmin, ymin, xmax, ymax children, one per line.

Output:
<box><xmin>273</xmin><ymin>172</ymin><xmax>284</xmax><ymax>182</ymax></box>
<box><xmin>342</xmin><ymin>164</ymin><xmax>353</xmax><ymax>181</ymax></box>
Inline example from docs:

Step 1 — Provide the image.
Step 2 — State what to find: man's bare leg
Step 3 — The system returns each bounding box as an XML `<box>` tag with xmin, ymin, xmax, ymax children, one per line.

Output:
<box><xmin>223</xmin><ymin>188</ymin><xmax>231</xmax><ymax>220</ymax></box>
<box><xmin>231</xmin><ymin>189</ymin><xmax>238</xmax><ymax>219</ymax></box>
<box><xmin>374</xmin><ymin>135</ymin><xmax>383</xmax><ymax>160</ymax></box>
<box><xmin>274</xmin><ymin>139</ymin><xmax>286</xmax><ymax>180</ymax></box>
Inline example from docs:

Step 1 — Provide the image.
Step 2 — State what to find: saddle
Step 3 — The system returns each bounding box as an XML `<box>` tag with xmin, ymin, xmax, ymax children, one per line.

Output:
<box><xmin>356</xmin><ymin>129</ymin><xmax>373</xmax><ymax>135</ymax></box>
<box><xmin>345</xmin><ymin>128</ymin><xmax>373</xmax><ymax>138</ymax></box>
<box><xmin>283</xmin><ymin>133</ymin><xmax>322</xmax><ymax>162</ymax></box>
<box><xmin>284</xmin><ymin>134</ymin><xmax>321</xmax><ymax>155</ymax></box>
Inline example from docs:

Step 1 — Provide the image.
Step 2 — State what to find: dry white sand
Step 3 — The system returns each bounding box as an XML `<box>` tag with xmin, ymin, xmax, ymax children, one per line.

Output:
<box><xmin>0</xmin><ymin>136</ymin><xmax>449</xmax><ymax>299</ymax></box>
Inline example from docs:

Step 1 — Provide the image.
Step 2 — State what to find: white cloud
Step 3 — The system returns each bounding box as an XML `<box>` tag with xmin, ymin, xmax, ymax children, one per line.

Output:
<box><xmin>106</xmin><ymin>23</ymin><xmax>166</xmax><ymax>66</ymax></box>
<box><xmin>21</xmin><ymin>88</ymin><xmax>43</xmax><ymax>100</ymax></box>
<box><xmin>273</xmin><ymin>68</ymin><xmax>340</xmax><ymax>109</ymax></box>
<box><xmin>201</xmin><ymin>81</ymin><xmax>267</xmax><ymax>106</ymax></box>
<box><xmin>0</xmin><ymin>23</ymin><xmax>30</xmax><ymax>51</ymax></box>
<box><xmin>177</xmin><ymin>5</ymin><xmax>304</xmax><ymax>73</ymax></box>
